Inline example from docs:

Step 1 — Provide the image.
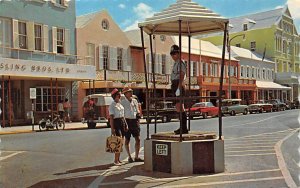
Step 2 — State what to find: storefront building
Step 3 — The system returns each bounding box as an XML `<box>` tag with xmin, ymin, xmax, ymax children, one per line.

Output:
<box><xmin>0</xmin><ymin>0</ymin><xmax>95</xmax><ymax>126</ymax></box>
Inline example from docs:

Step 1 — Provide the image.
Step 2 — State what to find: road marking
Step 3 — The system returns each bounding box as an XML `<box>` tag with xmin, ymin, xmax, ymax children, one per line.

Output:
<box><xmin>225</xmin><ymin>143</ymin><xmax>276</xmax><ymax>147</ymax></box>
<box><xmin>226</xmin><ymin>153</ymin><xmax>276</xmax><ymax>157</ymax></box>
<box><xmin>226</xmin><ymin>149</ymin><xmax>274</xmax><ymax>153</ymax></box>
<box><xmin>226</xmin><ymin>128</ymin><xmax>295</xmax><ymax>140</ymax></box>
<box><xmin>87</xmin><ymin>147</ymin><xmax>144</xmax><ymax>188</ymax></box>
<box><xmin>225</xmin><ymin>114</ymin><xmax>287</xmax><ymax>128</ymax></box>
<box><xmin>275</xmin><ymin>128</ymin><xmax>299</xmax><ymax>188</ymax></box>
<box><xmin>155</xmin><ymin>177</ymin><xmax>284</xmax><ymax>188</ymax></box>
<box><xmin>0</xmin><ymin>151</ymin><xmax>25</xmax><ymax>161</ymax></box>
<box><xmin>226</xmin><ymin>146</ymin><xmax>274</xmax><ymax>149</ymax></box>
<box><xmin>98</xmin><ymin>172</ymin><xmax>283</xmax><ymax>186</ymax></box>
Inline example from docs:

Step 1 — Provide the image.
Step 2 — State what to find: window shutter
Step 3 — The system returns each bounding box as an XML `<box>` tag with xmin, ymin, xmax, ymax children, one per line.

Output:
<box><xmin>122</xmin><ymin>48</ymin><xmax>130</xmax><ymax>71</ymax></box>
<box><xmin>43</xmin><ymin>25</ymin><xmax>49</xmax><ymax>52</ymax></box>
<box><xmin>64</xmin><ymin>29</ymin><xmax>70</xmax><ymax>55</ymax></box>
<box><xmin>196</xmin><ymin>61</ymin><xmax>199</xmax><ymax>76</ymax></box>
<box><xmin>147</xmin><ymin>54</ymin><xmax>152</xmax><ymax>74</ymax></box>
<box><xmin>12</xmin><ymin>19</ymin><xmax>19</xmax><ymax>48</ymax></box>
<box><xmin>110</xmin><ymin>47</ymin><xmax>117</xmax><ymax>70</ymax></box>
<box><xmin>155</xmin><ymin>54</ymin><xmax>159</xmax><ymax>73</ymax></box>
<box><xmin>52</xmin><ymin>27</ymin><xmax>57</xmax><ymax>53</ymax></box>
<box><xmin>99</xmin><ymin>45</ymin><xmax>103</xmax><ymax>70</ymax></box>
<box><xmin>165</xmin><ymin>55</ymin><xmax>171</xmax><ymax>74</ymax></box>
<box><xmin>190</xmin><ymin>61</ymin><xmax>194</xmax><ymax>76</ymax></box>
<box><xmin>27</xmin><ymin>21</ymin><xmax>34</xmax><ymax>51</ymax></box>
<box><xmin>159</xmin><ymin>54</ymin><xmax>162</xmax><ymax>74</ymax></box>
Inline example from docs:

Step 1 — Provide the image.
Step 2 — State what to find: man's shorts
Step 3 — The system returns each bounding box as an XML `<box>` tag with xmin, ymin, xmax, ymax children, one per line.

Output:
<box><xmin>125</xmin><ymin>119</ymin><xmax>140</xmax><ymax>140</ymax></box>
<box><xmin>171</xmin><ymin>79</ymin><xmax>185</xmax><ymax>104</ymax></box>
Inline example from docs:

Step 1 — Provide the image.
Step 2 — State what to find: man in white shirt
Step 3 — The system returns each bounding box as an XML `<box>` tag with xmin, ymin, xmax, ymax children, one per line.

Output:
<box><xmin>121</xmin><ymin>87</ymin><xmax>143</xmax><ymax>163</ymax></box>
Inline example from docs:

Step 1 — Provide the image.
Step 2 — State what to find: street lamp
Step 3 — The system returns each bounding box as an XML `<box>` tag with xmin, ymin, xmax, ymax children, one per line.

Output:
<box><xmin>227</xmin><ymin>34</ymin><xmax>246</xmax><ymax>99</ymax></box>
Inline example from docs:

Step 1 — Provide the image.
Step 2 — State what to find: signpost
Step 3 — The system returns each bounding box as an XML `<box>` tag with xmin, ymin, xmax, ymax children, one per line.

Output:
<box><xmin>30</xmin><ymin>88</ymin><xmax>36</xmax><ymax>130</ymax></box>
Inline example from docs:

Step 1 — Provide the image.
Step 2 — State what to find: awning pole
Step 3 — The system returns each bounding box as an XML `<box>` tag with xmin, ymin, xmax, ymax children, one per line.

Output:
<box><xmin>149</xmin><ymin>34</ymin><xmax>157</xmax><ymax>134</ymax></box>
<box><xmin>8</xmin><ymin>76</ymin><xmax>11</xmax><ymax>127</ymax></box>
<box><xmin>218</xmin><ymin>22</ymin><xmax>229</xmax><ymax>140</ymax></box>
<box><xmin>2</xmin><ymin>76</ymin><xmax>5</xmax><ymax>128</ymax></box>
<box><xmin>140</xmin><ymin>27</ymin><xmax>150</xmax><ymax>140</ymax></box>
<box><xmin>93</xmin><ymin>80</ymin><xmax>95</xmax><ymax>94</ymax></box>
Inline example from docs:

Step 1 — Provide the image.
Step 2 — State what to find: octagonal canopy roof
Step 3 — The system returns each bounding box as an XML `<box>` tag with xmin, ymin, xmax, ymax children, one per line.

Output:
<box><xmin>138</xmin><ymin>0</ymin><xmax>228</xmax><ymax>36</ymax></box>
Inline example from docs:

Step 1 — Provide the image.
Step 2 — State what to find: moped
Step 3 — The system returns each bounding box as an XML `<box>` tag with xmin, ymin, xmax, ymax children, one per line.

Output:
<box><xmin>39</xmin><ymin>114</ymin><xmax>65</xmax><ymax>131</ymax></box>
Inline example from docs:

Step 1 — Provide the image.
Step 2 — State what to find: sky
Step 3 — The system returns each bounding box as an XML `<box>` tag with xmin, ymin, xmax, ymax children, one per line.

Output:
<box><xmin>75</xmin><ymin>0</ymin><xmax>300</xmax><ymax>32</ymax></box>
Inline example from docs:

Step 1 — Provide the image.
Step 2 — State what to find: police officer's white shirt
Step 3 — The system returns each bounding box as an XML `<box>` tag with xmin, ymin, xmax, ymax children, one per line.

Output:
<box><xmin>109</xmin><ymin>101</ymin><xmax>125</xmax><ymax>119</ymax></box>
<box><xmin>170</xmin><ymin>59</ymin><xmax>187</xmax><ymax>81</ymax></box>
<box><xmin>121</xmin><ymin>97</ymin><xmax>140</xmax><ymax>119</ymax></box>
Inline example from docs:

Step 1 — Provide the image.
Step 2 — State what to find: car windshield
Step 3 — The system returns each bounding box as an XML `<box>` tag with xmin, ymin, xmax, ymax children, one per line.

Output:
<box><xmin>192</xmin><ymin>103</ymin><xmax>206</xmax><ymax>107</ymax></box>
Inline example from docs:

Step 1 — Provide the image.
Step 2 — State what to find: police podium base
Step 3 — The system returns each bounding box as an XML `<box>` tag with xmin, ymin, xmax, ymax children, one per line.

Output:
<box><xmin>144</xmin><ymin>132</ymin><xmax>224</xmax><ymax>175</ymax></box>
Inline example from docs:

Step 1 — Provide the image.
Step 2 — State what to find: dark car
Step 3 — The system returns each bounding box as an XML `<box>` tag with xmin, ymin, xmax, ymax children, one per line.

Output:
<box><xmin>266</xmin><ymin>99</ymin><xmax>286</xmax><ymax>111</ymax></box>
<box><xmin>143</xmin><ymin>101</ymin><xmax>178</xmax><ymax>123</ymax></box>
<box><xmin>187</xmin><ymin>102</ymin><xmax>219</xmax><ymax>119</ymax></box>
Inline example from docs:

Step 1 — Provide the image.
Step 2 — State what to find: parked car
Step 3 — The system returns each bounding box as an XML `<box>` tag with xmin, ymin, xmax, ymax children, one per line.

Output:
<box><xmin>266</xmin><ymin>99</ymin><xmax>286</xmax><ymax>111</ymax></box>
<box><xmin>220</xmin><ymin>99</ymin><xmax>248</xmax><ymax>116</ymax></box>
<box><xmin>143</xmin><ymin>101</ymin><xmax>178</xmax><ymax>123</ymax></box>
<box><xmin>187</xmin><ymin>102</ymin><xmax>219</xmax><ymax>119</ymax></box>
<box><xmin>248</xmin><ymin>100</ymin><xmax>273</xmax><ymax>113</ymax></box>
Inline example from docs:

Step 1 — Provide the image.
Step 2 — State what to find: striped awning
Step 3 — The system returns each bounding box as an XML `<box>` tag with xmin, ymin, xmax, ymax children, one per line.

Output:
<box><xmin>138</xmin><ymin>0</ymin><xmax>228</xmax><ymax>36</ymax></box>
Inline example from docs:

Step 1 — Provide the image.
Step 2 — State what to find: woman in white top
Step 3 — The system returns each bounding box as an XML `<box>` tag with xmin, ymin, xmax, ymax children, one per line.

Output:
<box><xmin>109</xmin><ymin>89</ymin><xmax>128</xmax><ymax>165</ymax></box>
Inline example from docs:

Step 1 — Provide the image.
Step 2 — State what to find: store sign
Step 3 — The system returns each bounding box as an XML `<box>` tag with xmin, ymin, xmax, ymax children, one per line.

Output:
<box><xmin>0</xmin><ymin>58</ymin><xmax>96</xmax><ymax>80</ymax></box>
<box><xmin>30</xmin><ymin>88</ymin><xmax>36</xmax><ymax>99</ymax></box>
<box><xmin>156</xmin><ymin>144</ymin><xmax>168</xmax><ymax>156</ymax></box>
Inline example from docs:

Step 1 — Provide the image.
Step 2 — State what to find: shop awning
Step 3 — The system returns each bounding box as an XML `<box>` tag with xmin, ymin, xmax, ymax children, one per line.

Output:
<box><xmin>256</xmin><ymin>81</ymin><xmax>291</xmax><ymax>90</ymax></box>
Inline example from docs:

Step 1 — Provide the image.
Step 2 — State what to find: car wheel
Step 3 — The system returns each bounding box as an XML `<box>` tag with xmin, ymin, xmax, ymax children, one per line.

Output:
<box><xmin>189</xmin><ymin>116</ymin><xmax>194</xmax><ymax>120</ymax></box>
<box><xmin>243</xmin><ymin>109</ymin><xmax>248</xmax><ymax>115</ymax></box>
<box><xmin>230</xmin><ymin>111</ymin><xmax>236</xmax><ymax>116</ymax></box>
<box><xmin>259</xmin><ymin>109</ymin><xmax>263</xmax><ymax>113</ymax></box>
<box><xmin>147</xmin><ymin>118</ymin><xmax>152</xmax><ymax>124</ymax></box>
<box><xmin>203</xmin><ymin>113</ymin><xmax>208</xmax><ymax>119</ymax></box>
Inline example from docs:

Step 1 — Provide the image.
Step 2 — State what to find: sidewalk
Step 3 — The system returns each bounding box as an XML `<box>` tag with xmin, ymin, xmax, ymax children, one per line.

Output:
<box><xmin>0</xmin><ymin>119</ymin><xmax>148</xmax><ymax>135</ymax></box>
<box><xmin>0</xmin><ymin>122</ymin><xmax>108</xmax><ymax>135</ymax></box>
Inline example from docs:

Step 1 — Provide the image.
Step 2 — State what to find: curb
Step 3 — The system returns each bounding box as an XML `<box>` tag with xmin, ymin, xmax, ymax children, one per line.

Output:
<box><xmin>274</xmin><ymin>128</ymin><xmax>299</xmax><ymax>188</ymax></box>
<box><xmin>0</xmin><ymin>125</ymin><xmax>109</xmax><ymax>135</ymax></box>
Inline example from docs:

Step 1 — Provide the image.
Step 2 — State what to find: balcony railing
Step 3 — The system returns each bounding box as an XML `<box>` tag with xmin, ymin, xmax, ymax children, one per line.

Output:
<box><xmin>199</xmin><ymin>75</ymin><xmax>256</xmax><ymax>85</ymax></box>
<box><xmin>0</xmin><ymin>45</ymin><xmax>80</xmax><ymax>64</ymax></box>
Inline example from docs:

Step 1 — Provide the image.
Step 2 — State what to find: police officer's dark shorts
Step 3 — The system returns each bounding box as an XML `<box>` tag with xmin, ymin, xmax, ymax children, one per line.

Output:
<box><xmin>125</xmin><ymin>119</ymin><xmax>140</xmax><ymax>140</ymax></box>
<box><xmin>171</xmin><ymin>79</ymin><xmax>185</xmax><ymax>104</ymax></box>
<box><xmin>113</xmin><ymin>118</ymin><xmax>125</xmax><ymax>137</ymax></box>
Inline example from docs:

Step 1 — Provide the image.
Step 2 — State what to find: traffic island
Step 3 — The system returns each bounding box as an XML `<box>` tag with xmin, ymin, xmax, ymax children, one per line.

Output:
<box><xmin>144</xmin><ymin>132</ymin><xmax>224</xmax><ymax>175</ymax></box>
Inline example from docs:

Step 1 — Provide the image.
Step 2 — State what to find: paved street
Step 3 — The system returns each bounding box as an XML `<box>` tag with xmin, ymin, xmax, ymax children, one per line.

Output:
<box><xmin>0</xmin><ymin>109</ymin><xmax>299</xmax><ymax>188</ymax></box>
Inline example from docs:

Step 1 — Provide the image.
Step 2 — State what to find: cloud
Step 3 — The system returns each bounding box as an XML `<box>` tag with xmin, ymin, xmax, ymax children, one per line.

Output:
<box><xmin>287</xmin><ymin>0</ymin><xmax>300</xmax><ymax>19</ymax></box>
<box><xmin>118</xmin><ymin>3</ymin><xmax>126</xmax><ymax>9</ymax></box>
<box><xmin>275</xmin><ymin>5</ymin><xmax>284</xmax><ymax>9</ymax></box>
<box><xmin>124</xmin><ymin>3</ymin><xmax>155</xmax><ymax>31</ymax></box>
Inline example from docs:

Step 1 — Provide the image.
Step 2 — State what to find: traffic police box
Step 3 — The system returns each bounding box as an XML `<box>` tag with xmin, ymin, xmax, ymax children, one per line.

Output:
<box><xmin>144</xmin><ymin>132</ymin><xmax>225</xmax><ymax>175</ymax></box>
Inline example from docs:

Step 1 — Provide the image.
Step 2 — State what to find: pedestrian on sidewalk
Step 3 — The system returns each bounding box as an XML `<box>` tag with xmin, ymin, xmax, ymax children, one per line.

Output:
<box><xmin>109</xmin><ymin>89</ymin><xmax>128</xmax><ymax>166</ymax></box>
<box><xmin>170</xmin><ymin>44</ymin><xmax>188</xmax><ymax>134</ymax></box>
<box><xmin>63</xmin><ymin>98</ymin><xmax>72</xmax><ymax>122</ymax></box>
<box><xmin>58</xmin><ymin>100</ymin><xmax>64</xmax><ymax>120</ymax></box>
<box><xmin>121</xmin><ymin>87</ymin><xmax>143</xmax><ymax>163</ymax></box>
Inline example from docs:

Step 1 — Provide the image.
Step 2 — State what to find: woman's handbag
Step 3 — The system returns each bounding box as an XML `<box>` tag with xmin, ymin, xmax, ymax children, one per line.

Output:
<box><xmin>105</xmin><ymin>135</ymin><xmax>123</xmax><ymax>153</ymax></box>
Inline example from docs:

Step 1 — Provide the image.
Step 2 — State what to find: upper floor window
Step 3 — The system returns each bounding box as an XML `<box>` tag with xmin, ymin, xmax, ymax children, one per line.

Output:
<box><xmin>117</xmin><ymin>47</ymin><xmax>123</xmax><ymax>70</ymax></box>
<box><xmin>102</xmin><ymin>45</ymin><xmax>109</xmax><ymax>70</ymax></box>
<box><xmin>192</xmin><ymin>61</ymin><xmax>197</xmax><ymax>76</ymax></box>
<box><xmin>161</xmin><ymin>54</ymin><xmax>166</xmax><ymax>74</ymax></box>
<box><xmin>56</xmin><ymin>0</ymin><xmax>63</xmax><ymax>5</ymax></box>
<box><xmin>57</xmin><ymin>28</ymin><xmax>64</xmax><ymax>54</ymax></box>
<box><xmin>243</xmin><ymin>24</ymin><xmax>248</xmax><ymax>31</ymax></box>
<box><xmin>18</xmin><ymin>22</ymin><xmax>27</xmax><ymax>49</ymax></box>
<box><xmin>250</xmin><ymin>41</ymin><xmax>256</xmax><ymax>51</ymax></box>
<box><xmin>202</xmin><ymin>62</ymin><xmax>207</xmax><ymax>76</ymax></box>
<box><xmin>246</xmin><ymin>67</ymin><xmax>250</xmax><ymax>78</ymax></box>
<box><xmin>211</xmin><ymin>63</ymin><xmax>218</xmax><ymax>77</ymax></box>
<box><xmin>34</xmin><ymin>24</ymin><xmax>42</xmax><ymax>51</ymax></box>
<box><xmin>252</xmin><ymin>67</ymin><xmax>255</xmax><ymax>78</ymax></box>
<box><xmin>86</xmin><ymin>43</ymin><xmax>95</xmax><ymax>66</ymax></box>
<box><xmin>283</xmin><ymin>40</ymin><xmax>287</xmax><ymax>54</ymax></box>
<box><xmin>101</xmin><ymin>19</ymin><xmax>109</xmax><ymax>31</ymax></box>
<box><xmin>235</xmin><ymin>43</ymin><xmax>241</xmax><ymax>47</ymax></box>
<box><xmin>240</xmin><ymin>66</ymin><xmax>244</xmax><ymax>77</ymax></box>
